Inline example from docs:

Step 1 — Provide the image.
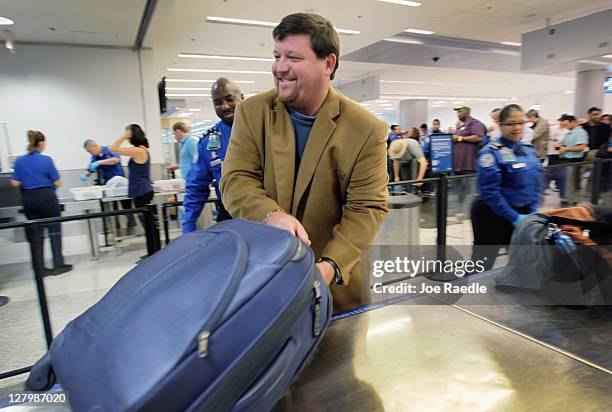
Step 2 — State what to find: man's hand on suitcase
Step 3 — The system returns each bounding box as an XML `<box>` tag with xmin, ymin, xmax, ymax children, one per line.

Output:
<box><xmin>316</xmin><ymin>261</ymin><xmax>335</xmax><ymax>285</ymax></box>
<box><xmin>264</xmin><ymin>211</ymin><xmax>311</xmax><ymax>246</ymax></box>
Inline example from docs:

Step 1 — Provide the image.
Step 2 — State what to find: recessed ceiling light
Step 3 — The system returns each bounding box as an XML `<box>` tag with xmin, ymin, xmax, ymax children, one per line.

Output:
<box><xmin>383</xmin><ymin>37</ymin><xmax>424</xmax><ymax>45</ymax></box>
<box><xmin>381</xmin><ymin>80</ymin><xmax>427</xmax><ymax>84</ymax></box>
<box><xmin>0</xmin><ymin>17</ymin><xmax>14</xmax><ymax>25</ymax></box>
<box><xmin>404</xmin><ymin>29</ymin><xmax>434</xmax><ymax>35</ymax></box>
<box><xmin>205</xmin><ymin>16</ymin><xmax>360</xmax><ymax>35</ymax></box>
<box><xmin>377</xmin><ymin>0</ymin><xmax>422</xmax><ymax>7</ymax></box>
<box><xmin>166</xmin><ymin>93</ymin><xmax>211</xmax><ymax>97</ymax></box>
<box><xmin>166</xmin><ymin>79</ymin><xmax>255</xmax><ymax>84</ymax></box>
<box><xmin>500</xmin><ymin>41</ymin><xmax>522</xmax><ymax>46</ymax></box>
<box><xmin>178</xmin><ymin>53</ymin><xmax>273</xmax><ymax>62</ymax></box>
<box><xmin>167</xmin><ymin>87</ymin><xmax>211</xmax><ymax>91</ymax></box>
<box><xmin>168</xmin><ymin>68</ymin><xmax>269</xmax><ymax>74</ymax></box>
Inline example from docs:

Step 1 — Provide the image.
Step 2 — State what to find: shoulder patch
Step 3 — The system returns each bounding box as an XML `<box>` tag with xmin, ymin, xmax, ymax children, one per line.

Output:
<box><xmin>479</xmin><ymin>153</ymin><xmax>496</xmax><ymax>168</ymax></box>
<box><xmin>488</xmin><ymin>141</ymin><xmax>502</xmax><ymax>150</ymax></box>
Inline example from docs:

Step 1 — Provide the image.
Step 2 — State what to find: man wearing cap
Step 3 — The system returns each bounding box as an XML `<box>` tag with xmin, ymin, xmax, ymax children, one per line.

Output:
<box><xmin>557</xmin><ymin>114</ymin><xmax>588</xmax><ymax>204</ymax></box>
<box><xmin>388</xmin><ymin>138</ymin><xmax>428</xmax><ymax>192</ymax></box>
<box><xmin>525</xmin><ymin>109</ymin><xmax>549</xmax><ymax>161</ymax></box>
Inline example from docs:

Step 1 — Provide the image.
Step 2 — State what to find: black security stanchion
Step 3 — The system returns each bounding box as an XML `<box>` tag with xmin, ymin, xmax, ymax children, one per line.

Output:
<box><xmin>144</xmin><ymin>204</ymin><xmax>161</xmax><ymax>256</ymax></box>
<box><xmin>591</xmin><ymin>159</ymin><xmax>602</xmax><ymax>205</ymax></box>
<box><xmin>24</xmin><ymin>222</ymin><xmax>54</xmax><ymax>348</ymax></box>
<box><xmin>436</xmin><ymin>173</ymin><xmax>448</xmax><ymax>248</ymax></box>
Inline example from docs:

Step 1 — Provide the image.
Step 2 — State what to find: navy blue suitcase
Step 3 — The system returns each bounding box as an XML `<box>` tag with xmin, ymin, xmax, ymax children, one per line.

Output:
<box><xmin>28</xmin><ymin>219</ymin><xmax>332</xmax><ymax>411</ymax></box>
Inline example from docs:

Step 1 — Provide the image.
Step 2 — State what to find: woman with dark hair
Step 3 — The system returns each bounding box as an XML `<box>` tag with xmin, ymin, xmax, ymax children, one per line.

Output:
<box><xmin>10</xmin><ymin>130</ymin><xmax>72</xmax><ymax>276</ymax></box>
<box><xmin>471</xmin><ymin>104</ymin><xmax>543</xmax><ymax>270</ymax></box>
<box><xmin>110</xmin><ymin>124</ymin><xmax>153</xmax><ymax>209</ymax></box>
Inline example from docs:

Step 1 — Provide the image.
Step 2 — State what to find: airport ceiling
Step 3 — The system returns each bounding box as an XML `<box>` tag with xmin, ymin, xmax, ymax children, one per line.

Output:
<box><xmin>1</xmin><ymin>0</ymin><xmax>611</xmax><ymax>122</ymax></box>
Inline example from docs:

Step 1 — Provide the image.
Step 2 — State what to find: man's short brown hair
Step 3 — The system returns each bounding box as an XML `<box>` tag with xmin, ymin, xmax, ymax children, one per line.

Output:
<box><xmin>273</xmin><ymin>13</ymin><xmax>340</xmax><ymax>80</ymax></box>
<box><xmin>172</xmin><ymin>121</ymin><xmax>189</xmax><ymax>133</ymax></box>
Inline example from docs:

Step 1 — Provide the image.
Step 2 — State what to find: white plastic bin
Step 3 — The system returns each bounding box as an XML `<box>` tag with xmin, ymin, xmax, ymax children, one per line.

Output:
<box><xmin>70</xmin><ymin>186</ymin><xmax>105</xmax><ymax>201</ymax></box>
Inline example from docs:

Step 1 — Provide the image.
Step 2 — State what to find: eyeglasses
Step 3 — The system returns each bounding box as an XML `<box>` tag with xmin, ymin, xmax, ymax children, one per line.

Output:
<box><xmin>501</xmin><ymin>121</ymin><xmax>526</xmax><ymax>127</ymax></box>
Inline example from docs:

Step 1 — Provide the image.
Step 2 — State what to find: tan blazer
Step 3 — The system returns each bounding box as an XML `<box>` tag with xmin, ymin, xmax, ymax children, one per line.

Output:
<box><xmin>221</xmin><ymin>87</ymin><xmax>389</xmax><ymax>312</ymax></box>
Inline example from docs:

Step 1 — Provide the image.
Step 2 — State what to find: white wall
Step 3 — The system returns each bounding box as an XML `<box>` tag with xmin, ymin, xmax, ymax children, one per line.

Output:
<box><xmin>0</xmin><ymin>45</ymin><xmax>162</xmax><ymax>171</ymax></box>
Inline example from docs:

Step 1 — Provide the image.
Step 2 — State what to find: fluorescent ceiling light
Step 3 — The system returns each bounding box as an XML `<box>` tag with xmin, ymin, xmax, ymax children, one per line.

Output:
<box><xmin>381</xmin><ymin>80</ymin><xmax>427</xmax><ymax>84</ymax></box>
<box><xmin>168</xmin><ymin>68</ymin><xmax>269</xmax><ymax>74</ymax></box>
<box><xmin>500</xmin><ymin>41</ymin><xmax>521</xmax><ymax>46</ymax></box>
<box><xmin>563</xmin><ymin>90</ymin><xmax>574</xmax><ymax>94</ymax></box>
<box><xmin>206</xmin><ymin>16</ymin><xmax>360</xmax><ymax>35</ymax></box>
<box><xmin>383</xmin><ymin>37</ymin><xmax>424</xmax><ymax>45</ymax></box>
<box><xmin>453</xmin><ymin>101</ymin><xmax>465</xmax><ymax>104</ymax></box>
<box><xmin>578</xmin><ymin>59</ymin><xmax>608</xmax><ymax>65</ymax></box>
<box><xmin>188</xmin><ymin>108</ymin><xmax>202</xmax><ymax>112</ymax></box>
<box><xmin>166</xmin><ymin>93</ymin><xmax>211</xmax><ymax>97</ymax></box>
<box><xmin>404</xmin><ymin>29</ymin><xmax>434</xmax><ymax>35</ymax></box>
<box><xmin>377</xmin><ymin>0</ymin><xmax>422</xmax><ymax>6</ymax></box>
<box><xmin>166</xmin><ymin>79</ymin><xmax>255</xmax><ymax>84</ymax></box>
<box><xmin>374</xmin><ymin>113</ymin><xmax>383</xmax><ymax>115</ymax></box>
<box><xmin>167</xmin><ymin>87</ymin><xmax>210</xmax><ymax>91</ymax></box>
<box><xmin>490</xmin><ymin>48</ymin><xmax>520</xmax><ymax>56</ymax></box>
<box><xmin>602</xmin><ymin>54</ymin><xmax>612</xmax><ymax>59</ymax></box>
<box><xmin>380</xmin><ymin>103</ymin><xmax>393</xmax><ymax>107</ymax></box>
<box><xmin>433</xmin><ymin>101</ymin><xmax>447</xmax><ymax>104</ymax></box>
<box><xmin>360</xmin><ymin>103</ymin><xmax>370</xmax><ymax>107</ymax></box>
<box><xmin>178</xmin><ymin>53</ymin><xmax>273</xmax><ymax>62</ymax></box>
<box><xmin>383</xmin><ymin>107</ymin><xmax>394</xmax><ymax>110</ymax></box>
<box><xmin>381</xmin><ymin>94</ymin><xmax>514</xmax><ymax>102</ymax></box>
<box><xmin>0</xmin><ymin>17</ymin><xmax>14</xmax><ymax>25</ymax></box>
<box><xmin>177</xmin><ymin>113</ymin><xmax>193</xmax><ymax>117</ymax></box>
<box><xmin>375</xmin><ymin>100</ymin><xmax>389</xmax><ymax>103</ymax></box>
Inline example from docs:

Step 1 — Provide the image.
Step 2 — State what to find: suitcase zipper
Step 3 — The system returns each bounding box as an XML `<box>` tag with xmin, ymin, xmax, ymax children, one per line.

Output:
<box><xmin>192</xmin><ymin>265</ymin><xmax>321</xmax><ymax>412</ymax></box>
<box><xmin>196</xmin><ymin>236</ymin><xmax>301</xmax><ymax>359</ymax></box>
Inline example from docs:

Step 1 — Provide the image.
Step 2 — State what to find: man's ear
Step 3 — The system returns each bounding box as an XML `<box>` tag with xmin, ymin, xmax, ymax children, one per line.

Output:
<box><xmin>325</xmin><ymin>53</ymin><xmax>337</xmax><ymax>77</ymax></box>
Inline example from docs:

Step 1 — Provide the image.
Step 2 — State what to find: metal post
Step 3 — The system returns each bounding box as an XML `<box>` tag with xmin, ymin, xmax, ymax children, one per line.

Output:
<box><xmin>436</xmin><ymin>173</ymin><xmax>448</xmax><ymax>248</ymax></box>
<box><xmin>162</xmin><ymin>204</ymin><xmax>170</xmax><ymax>245</ymax></box>
<box><xmin>85</xmin><ymin>209</ymin><xmax>100</xmax><ymax>260</ymax></box>
<box><xmin>25</xmin><ymin>223</ymin><xmax>54</xmax><ymax>348</ymax></box>
<box><xmin>99</xmin><ymin>199</ymin><xmax>110</xmax><ymax>247</ymax></box>
<box><xmin>591</xmin><ymin>159</ymin><xmax>602</xmax><ymax>205</ymax></box>
<box><xmin>143</xmin><ymin>203</ymin><xmax>161</xmax><ymax>256</ymax></box>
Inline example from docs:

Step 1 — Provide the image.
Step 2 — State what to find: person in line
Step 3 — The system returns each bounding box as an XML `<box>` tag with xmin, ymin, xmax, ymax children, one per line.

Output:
<box><xmin>110</xmin><ymin>124</ymin><xmax>154</xmax><ymax>214</ymax></box>
<box><xmin>525</xmin><ymin>109</ymin><xmax>549</xmax><ymax>161</ymax></box>
<box><xmin>221</xmin><ymin>13</ymin><xmax>388</xmax><ymax>312</ymax></box>
<box><xmin>166</xmin><ymin>122</ymin><xmax>198</xmax><ymax>179</ymax></box>
<box><xmin>487</xmin><ymin>108</ymin><xmax>501</xmax><ymax>141</ymax></box>
<box><xmin>387</xmin><ymin>124</ymin><xmax>403</xmax><ymax>180</ymax></box>
<box><xmin>11</xmin><ymin>130</ymin><xmax>73</xmax><ymax>276</ymax></box>
<box><xmin>557</xmin><ymin>114</ymin><xmax>588</xmax><ymax>205</ymax></box>
<box><xmin>431</xmin><ymin>119</ymin><xmax>442</xmax><ymax>133</ymax></box>
<box><xmin>182</xmin><ymin>78</ymin><xmax>243</xmax><ymax>233</ymax></box>
<box><xmin>471</xmin><ymin>104</ymin><xmax>542</xmax><ymax>270</ymax></box>
<box><xmin>82</xmin><ymin>139</ymin><xmax>136</xmax><ymax>231</ymax></box>
<box><xmin>388</xmin><ymin>138</ymin><xmax>427</xmax><ymax>193</ymax></box>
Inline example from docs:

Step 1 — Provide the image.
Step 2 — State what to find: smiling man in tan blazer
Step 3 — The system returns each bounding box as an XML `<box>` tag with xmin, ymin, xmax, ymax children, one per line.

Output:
<box><xmin>220</xmin><ymin>13</ymin><xmax>388</xmax><ymax>312</ymax></box>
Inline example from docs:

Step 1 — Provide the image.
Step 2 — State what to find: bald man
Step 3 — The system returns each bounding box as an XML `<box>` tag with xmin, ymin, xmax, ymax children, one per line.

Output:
<box><xmin>182</xmin><ymin>78</ymin><xmax>244</xmax><ymax>233</ymax></box>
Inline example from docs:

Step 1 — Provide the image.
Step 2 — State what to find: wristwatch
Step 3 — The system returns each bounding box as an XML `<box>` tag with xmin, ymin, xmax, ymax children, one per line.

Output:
<box><xmin>319</xmin><ymin>257</ymin><xmax>343</xmax><ymax>285</ymax></box>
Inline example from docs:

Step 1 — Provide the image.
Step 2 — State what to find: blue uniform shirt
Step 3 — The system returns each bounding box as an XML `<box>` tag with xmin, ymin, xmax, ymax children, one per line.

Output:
<box><xmin>179</xmin><ymin>136</ymin><xmax>199</xmax><ymax>178</ymax></box>
<box><xmin>182</xmin><ymin>120</ymin><xmax>231</xmax><ymax>233</ymax></box>
<box><xmin>89</xmin><ymin>146</ymin><xmax>124</xmax><ymax>184</ymax></box>
<box><xmin>476</xmin><ymin>137</ymin><xmax>543</xmax><ymax>223</ymax></box>
<box><xmin>12</xmin><ymin>151</ymin><xmax>60</xmax><ymax>190</ymax></box>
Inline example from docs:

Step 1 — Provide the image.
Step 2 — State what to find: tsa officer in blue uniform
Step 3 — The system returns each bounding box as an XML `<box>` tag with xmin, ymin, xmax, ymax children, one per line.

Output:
<box><xmin>182</xmin><ymin>78</ymin><xmax>244</xmax><ymax>233</ymax></box>
<box><xmin>82</xmin><ymin>139</ymin><xmax>125</xmax><ymax>183</ymax></box>
<box><xmin>11</xmin><ymin>130</ymin><xmax>73</xmax><ymax>276</ymax></box>
<box><xmin>471</xmin><ymin>104</ymin><xmax>543</xmax><ymax>270</ymax></box>
<box><xmin>82</xmin><ymin>139</ymin><xmax>136</xmax><ymax>229</ymax></box>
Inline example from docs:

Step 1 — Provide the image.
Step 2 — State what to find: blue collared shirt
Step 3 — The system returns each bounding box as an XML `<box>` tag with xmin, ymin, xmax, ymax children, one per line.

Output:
<box><xmin>476</xmin><ymin>137</ymin><xmax>543</xmax><ymax>223</ymax></box>
<box><xmin>179</xmin><ymin>136</ymin><xmax>199</xmax><ymax>178</ymax></box>
<box><xmin>12</xmin><ymin>151</ymin><xmax>60</xmax><ymax>190</ymax></box>
<box><xmin>90</xmin><ymin>146</ymin><xmax>124</xmax><ymax>184</ymax></box>
<box><xmin>182</xmin><ymin>120</ymin><xmax>232</xmax><ymax>233</ymax></box>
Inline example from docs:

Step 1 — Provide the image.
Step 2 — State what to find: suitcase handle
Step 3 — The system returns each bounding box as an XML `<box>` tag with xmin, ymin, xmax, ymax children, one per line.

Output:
<box><xmin>232</xmin><ymin>338</ymin><xmax>299</xmax><ymax>411</ymax></box>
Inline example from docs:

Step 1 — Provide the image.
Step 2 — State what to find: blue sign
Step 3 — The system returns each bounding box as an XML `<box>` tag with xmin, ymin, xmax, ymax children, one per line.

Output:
<box><xmin>430</xmin><ymin>133</ymin><xmax>453</xmax><ymax>174</ymax></box>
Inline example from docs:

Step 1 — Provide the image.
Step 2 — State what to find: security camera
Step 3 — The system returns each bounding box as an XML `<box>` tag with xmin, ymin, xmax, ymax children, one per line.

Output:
<box><xmin>432</xmin><ymin>56</ymin><xmax>440</xmax><ymax>62</ymax></box>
